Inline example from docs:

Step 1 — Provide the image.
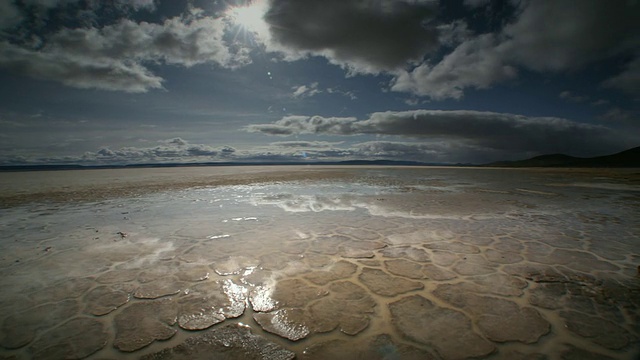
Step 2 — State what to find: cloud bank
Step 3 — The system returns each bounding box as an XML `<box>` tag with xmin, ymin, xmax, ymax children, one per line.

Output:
<box><xmin>247</xmin><ymin>109</ymin><xmax>630</xmax><ymax>156</ymax></box>
<box><xmin>92</xmin><ymin>138</ymin><xmax>235</xmax><ymax>162</ymax></box>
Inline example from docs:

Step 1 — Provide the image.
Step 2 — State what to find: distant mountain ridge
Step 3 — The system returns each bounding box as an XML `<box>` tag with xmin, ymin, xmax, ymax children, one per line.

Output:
<box><xmin>2</xmin><ymin>147</ymin><xmax>637</xmax><ymax>171</ymax></box>
<box><xmin>486</xmin><ymin>146</ymin><xmax>640</xmax><ymax>167</ymax></box>
<box><xmin>0</xmin><ymin>159</ymin><xmax>452</xmax><ymax>172</ymax></box>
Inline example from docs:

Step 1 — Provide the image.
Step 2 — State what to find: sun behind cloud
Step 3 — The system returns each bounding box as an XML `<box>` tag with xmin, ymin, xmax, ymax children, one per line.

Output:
<box><xmin>225</xmin><ymin>0</ymin><xmax>269</xmax><ymax>40</ymax></box>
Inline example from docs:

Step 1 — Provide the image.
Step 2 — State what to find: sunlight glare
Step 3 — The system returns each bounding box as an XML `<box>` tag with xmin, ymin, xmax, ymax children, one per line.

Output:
<box><xmin>226</xmin><ymin>0</ymin><xmax>269</xmax><ymax>39</ymax></box>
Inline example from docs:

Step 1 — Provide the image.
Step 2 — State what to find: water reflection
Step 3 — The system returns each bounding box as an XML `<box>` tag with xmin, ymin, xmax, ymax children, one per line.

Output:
<box><xmin>0</xmin><ymin>168</ymin><xmax>638</xmax><ymax>359</ymax></box>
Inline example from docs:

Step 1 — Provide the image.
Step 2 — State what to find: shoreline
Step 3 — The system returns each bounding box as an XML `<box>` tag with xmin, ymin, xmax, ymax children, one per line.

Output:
<box><xmin>1</xmin><ymin>165</ymin><xmax>638</xmax><ymax>208</ymax></box>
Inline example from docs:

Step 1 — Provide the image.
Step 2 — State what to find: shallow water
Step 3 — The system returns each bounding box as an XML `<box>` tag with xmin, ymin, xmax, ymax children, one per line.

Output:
<box><xmin>0</xmin><ymin>166</ymin><xmax>638</xmax><ymax>359</ymax></box>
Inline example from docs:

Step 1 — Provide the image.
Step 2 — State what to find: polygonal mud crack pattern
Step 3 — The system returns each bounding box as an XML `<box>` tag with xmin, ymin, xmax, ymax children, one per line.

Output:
<box><xmin>389</xmin><ymin>295</ymin><xmax>495</xmax><ymax>359</ymax></box>
<box><xmin>358</xmin><ymin>267</ymin><xmax>424</xmax><ymax>296</ymax></box>
<box><xmin>560</xmin><ymin>344</ymin><xmax>617</xmax><ymax>360</ymax></box>
<box><xmin>379</xmin><ymin>246</ymin><xmax>430</xmax><ymax>262</ymax></box>
<box><xmin>95</xmin><ymin>268</ymin><xmax>139</xmax><ymax>284</ymax></box>
<box><xmin>140</xmin><ymin>324</ymin><xmax>295</xmax><ymax>360</ymax></box>
<box><xmin>528</xmin><ymin>248</ymin><xmax>620</xmax><ymax>272</ymax></box>
<box><xmin>2</xmin><ymin>168</ymin><xmax>640</xmax><ymax>359</ymax></box>
<box><xmin>28</xmin><ymin>278</ymin><xmax>93</xmax><ymax>304</ymax></box>
<box><xmin>309</xmin><ymin>235</ymin><xmax>350</xmax><ymax>255</ymax></box>
<box><xmin>137</xmin><ymin>265</ymin><xmax>176</xmax><ymax>283</ymax></box>
<box><xmin>249</xmin><ymin>278</ymin><xmax>328</xmax><ymax>312</ymax></box>
<box><xmin>113</xmin><ymin>299</ymin><xmax>177</xmax><ymax>352</ymax></box>
<box><xmin>28</xmin><ymin>317</ymin><xmax>107</xmax><ymax>360</ymax></box>
<box><xmin>211</xmin><ymin>255</ymin><xmax>260</xmax><ymax>276</ymax></box>
<box><xmin>423</xmin><ymin>241</ymin><xmax>480</xmax><ymax>254</ymax></box>
<box><xmin>306</xmin><ymin>281</ymin><xmax>376</xmax><ymax>335</ymax></box>
<box><xmin>300</xmin><ymin>334</ymin><xmax>437</xmax><ymax>360</ymax></box>
<box><xmin>258</xmin><ymin>252</ymin><xmax>301</xmax><ymax>270</ymax></box>
<box><xmin>302</xmin><ymin>260</ymin><xmax>358</xmax><ymax>285</ymax></box>
<box><xmin>434</xmin><ymin>283</ymin><xmax>550</xmax><ymax>343</ymax></box>
<box><xmin>451</xmin><ymin>254</ymin><xmax>496</xmax><ymax>275</ymax></box>
<box><xmin>84</xmin><ymin>285</ymin><xmax>130</xmax><ymax>316</ymax></box>
<box><xmin>454</xmin><ymin>273</ymin><xmax>529</xmax><ymax>297</ymax></box>
<box><xmin>253</xmin><ymin>308</ymin><xmax>310</xmax><ymax>341</ymax></box>
<box><xmin>384</xmin><ymin>258</ymin><xmax>457</xmax><ymax>280</ymax></box>
<box><xmin>177</xmin><ymin>280</ymin><xmax>246</xmax><ymax>330</ymax></box>
<box><xmin>174</xmin><ymin>264</ymin><xmax>211</xmax><ymax>282</ymax></box>
<box><xmin>0</xmin><ymin>299</ymin><xmax>79</xmax><ymax>349</ymax></box>
<box><xmin>560</xmin><ymin>310</ymin><xmax>635</xmax><ymax>350</ymax></box>
<box><xmin>336</xmin><ymin>227</ymin><xmax>382</xmax><ymax>241</ymax></box>
<box><xmin>133</xmin><ymin>277</ymin><xmax>185</xmax><ymax>299</ymax></box>
<box><xmin>252</xmin><ymin>280</ymin><xmax>378</xmax><ymax>341</ymax></box>
<box><xmin>484</xmin><ymin>248</ymin><xmax>524</xmax><ymax>264</ymax></box>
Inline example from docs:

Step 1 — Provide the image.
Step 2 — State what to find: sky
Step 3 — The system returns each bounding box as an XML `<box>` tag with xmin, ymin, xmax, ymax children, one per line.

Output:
<box><xmin>0</xmin><ymin>0</ymin><xmax>638</xmax><ymax>165</ymax></box>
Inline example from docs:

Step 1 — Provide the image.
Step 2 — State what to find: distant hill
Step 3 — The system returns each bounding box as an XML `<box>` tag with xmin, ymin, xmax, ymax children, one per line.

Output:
<box><xmin>486</xmin><ymin>146</ymin><xmax>640</xmax><ymax>167</ymax></box>
<box><xmin>0</xmin><ymin>159</ymin><xmax>453</xmax><ymax>172</ymax></box>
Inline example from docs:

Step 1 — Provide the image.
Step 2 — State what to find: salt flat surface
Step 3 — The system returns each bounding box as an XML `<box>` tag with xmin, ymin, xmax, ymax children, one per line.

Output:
<box><xmin>0</xmin><ymin>166</ymin><xmax>638</xmax><ymax>359</ymax></box>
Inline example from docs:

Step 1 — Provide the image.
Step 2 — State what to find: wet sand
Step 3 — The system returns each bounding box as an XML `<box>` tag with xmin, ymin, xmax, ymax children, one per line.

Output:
<box><xmin>0</xmin><ymin>166</ymin><xmax>638</xmax><ymax>359</ymax></box>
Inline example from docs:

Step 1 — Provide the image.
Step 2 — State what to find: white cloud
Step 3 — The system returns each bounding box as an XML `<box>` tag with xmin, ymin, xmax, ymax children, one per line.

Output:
<box><xmin>326</xmin><ymin>87</ymin><xmax>357</xmax><ymax>100</ymax></box>
<box><xmin>90</xmin><ymin>138</ymin><xmax>235</xmax><ymax>162</ymax></box>
<box><xmin>164</xmin><ymin>137</ymin><xmax>188</xmax><ymax>146</ymax></box>
<box><xmin>437</xmin><ymin>20</ymin><xmax>472</xmax><ymax>47</ymax></box>
<box><xmin>392</xmin><ymin>0</ymin><xmax>640</xmax><ymax>99</ymax></box>
<box><xmin>290</xmin><ymin>83</ymin><xmax>357</xmax><ymax>100</ymax></box>
<box><xmin>245</xmin><ymin>115</ymin><xmax>358</xmax><ymax>136</ymax></box>
<box><xmin>291</xmin><ymin>82</ymin><xmax>321</xmax><ymax>99</ymax></box>
<box><xmin>392</xmin><ymin>34</ymin><xmax>517</xmax><ymax>99</ymax></box>
<box><xmin>0</xmin><ymin>12</ymin><xmax>249</xmax><ymax>92</ymax></box>
<box><xmin>0</xmin><ymin>41</ymin><xmax>164</xmax><ymax>92</ymax></box>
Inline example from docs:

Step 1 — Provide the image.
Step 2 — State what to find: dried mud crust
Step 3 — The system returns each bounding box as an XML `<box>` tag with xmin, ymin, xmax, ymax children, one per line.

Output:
<box><xmin>0</xmin><ymin>167</ymin><xmax>638</xmax><ymax>359</ymax></box>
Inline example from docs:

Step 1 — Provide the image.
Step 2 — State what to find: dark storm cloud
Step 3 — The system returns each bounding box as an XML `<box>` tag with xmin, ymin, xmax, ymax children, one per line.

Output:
<box><xmin>393</xmin><ymin>0</ymin><xmax>640</xmax><ymax>99</ymax></box>
<box><xmin>263</xmin><ymin>0</ymin><xmax>439</xmax><ymax>73</ymax></box>
<box><xmin>603</xmin><ymin>57</ymin><xmax>640</xmax><ymax>96</ymax></box>
<box><xmin>250</xmin><ymin>140</ymin><xmax>501</xmax><ymax>164</ymax></box>
<box><xmin>501</xmin><ymin>1</ymin><xmax>639</xmax><ymax>72</ymax></box>
<box><xmin>351</xmin><ymin>141</ymin><xmax>502</xmax><ymax>163</ymax></box>
<box><xmin>462</xmin><ymin>0</ymin><xmax>490</xmax><ymax>9</ymax></box>
<box><xmin>246</xmin><ymin>110</ymin><xmax>632</xmax><ymax>156</ymax></box>
<box><xmin>353</xmin><ymin>141</ymin><xmax>439</xmax><ymax>158</ymax></box>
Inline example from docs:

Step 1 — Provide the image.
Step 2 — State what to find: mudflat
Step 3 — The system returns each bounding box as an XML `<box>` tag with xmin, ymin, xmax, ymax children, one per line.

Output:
<box><xmin>0</xmin><ymin>166</ymin><xmax>638</xmax><ymax>359</ymax></box>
